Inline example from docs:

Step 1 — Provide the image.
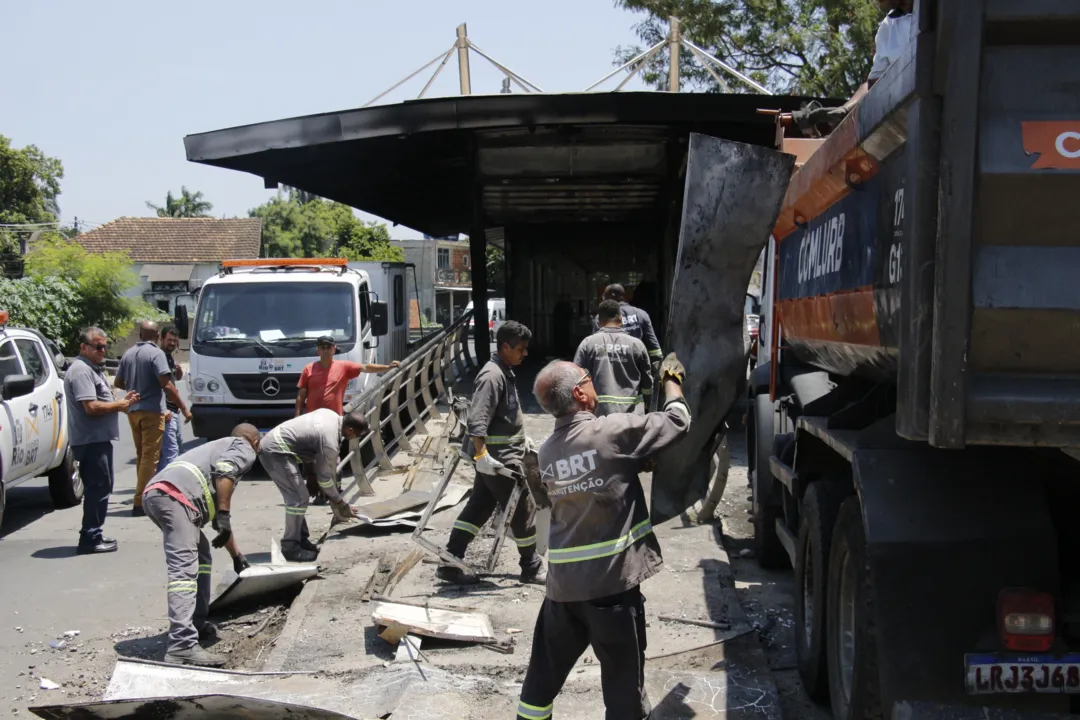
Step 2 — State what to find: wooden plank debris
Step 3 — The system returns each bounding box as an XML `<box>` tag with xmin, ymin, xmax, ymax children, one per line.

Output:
<box><xmin>384</xmin><ymin>549</ymin><xmax>424</xmax><ymax>596</ymax></box>
<box><xmin>371</xmin><ymin>598</ymin><xmax>496</xmax><ymax>644</ymax></box>
<box><xmin>360</xmin><ymin>554</ymin><xmax>394</xmax><ymax>602</ymax></box>
<box><xmin>658</xmin><ymin>614</ymin><xmax>732</xmax><ymax>630</ymax></box>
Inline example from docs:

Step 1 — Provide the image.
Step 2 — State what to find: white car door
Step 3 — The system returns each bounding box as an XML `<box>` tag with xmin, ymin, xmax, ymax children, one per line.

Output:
<box><xmin>0</xmin><ymin>338</ymin><xmax>37</xmax><ymax>481</ymax></box>
<box><xmin>14</xmin><ymin>337</ymin><xmax>60</xmax><ymax>476</ymax></box>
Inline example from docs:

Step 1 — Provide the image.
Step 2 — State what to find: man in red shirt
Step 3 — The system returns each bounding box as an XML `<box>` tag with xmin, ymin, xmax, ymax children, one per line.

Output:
<box><xmin>295</xmin><ymin>336</ymin><xmax>399</xmax><ymax>417</ymax></box>
<box><xmin>296</xmin><ymin>336</ymin><xmax>398</xmax><ymax>504</ymax></box>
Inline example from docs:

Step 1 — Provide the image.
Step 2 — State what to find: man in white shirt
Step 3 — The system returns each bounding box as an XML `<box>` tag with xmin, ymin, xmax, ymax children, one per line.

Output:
<box><xmin>791</xmin><ymin>0</ymin><xmax>914</xmax><ymax>130</ymax></box>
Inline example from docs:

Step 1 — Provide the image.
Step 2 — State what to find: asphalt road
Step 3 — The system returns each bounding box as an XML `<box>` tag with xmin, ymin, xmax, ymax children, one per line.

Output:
<box><xmin>0</xmin><ymin>377</ymin><xmax>298</xmax><ymax>711</ymax></box>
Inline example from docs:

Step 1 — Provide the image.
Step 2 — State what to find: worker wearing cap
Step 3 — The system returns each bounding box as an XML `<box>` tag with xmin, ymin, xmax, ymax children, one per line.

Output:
<box><xmin>575</xmin><ymin>299</ymin><xmax>653</xmax><ymax>416</ymax></box>
<box><xmin>260</xmin><ymin>408</ymin><xmax>372</xmax><ymax>563</ymax></box>
<box><xmin>590</xmin><ymin>284</ymin><xmax>662</xmax><ymax>366</ymax></box>
<box><xmin>296</xmin><ymin>335</ymin><xmax>399</xmax><ymax>418</ymax></box>
<box><xmin>296</xmin><ymin>335</ymin><xmax>398</xmax><ymax>505</ymax></box>
<box><xmin>437</xmin><ymin>320</ymin><xmax>545</xmax><ymax>585</ymax></box>
<box><xmin>517</xmin><ymin>354</ymin><xmax>691</xmax><ymax>720</ymax></box>
<box><xmin>142</xmin><ymin>423</ymin><xmax>261</xmax><ymax>668</ymax></box>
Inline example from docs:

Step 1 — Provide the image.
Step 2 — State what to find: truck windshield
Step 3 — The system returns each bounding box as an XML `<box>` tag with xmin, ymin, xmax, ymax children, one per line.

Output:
<box><xmin>192</xmin><ymin>281</ymin><xmax>356</xmax><ymax>358</ymax></box>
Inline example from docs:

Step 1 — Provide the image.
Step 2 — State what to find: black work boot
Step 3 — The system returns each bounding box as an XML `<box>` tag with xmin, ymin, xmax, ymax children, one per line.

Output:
<box><xmin>520</xmin><ymin>559</ymin><xmax>547</xmax><ymax>585</ymax></box>
<box><xmin>300</xmin><ymin>522</ymin><xmax>319</xmax><ymax>553</ymax></box>
<box><xmin>164</xmin><ymin>645</ymin><xmax>226</xmax><ymax>667</ymax></box>
<box><xmin>435</xmin><ymin>552</ymin><xmax>479</xmax><ymax>584</ymax></box>
<box><xmin>281</xmin><ymin>543</ymin><xmax>318</xmax><ymax>563</ymax></box>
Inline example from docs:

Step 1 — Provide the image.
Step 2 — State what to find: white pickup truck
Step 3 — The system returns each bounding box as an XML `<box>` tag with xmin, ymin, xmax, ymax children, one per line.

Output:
<box><xmin>0</xmin><ymin>316</ymin><xmax>80</xmax><ymax>527</ymax></box>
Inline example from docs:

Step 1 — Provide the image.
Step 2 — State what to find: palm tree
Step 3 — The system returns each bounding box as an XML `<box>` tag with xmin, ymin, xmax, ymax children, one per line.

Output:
<box><xmin>146</xmin><ymin>187</ymin><xmax>213</xmax><ymax>218</ymax></box>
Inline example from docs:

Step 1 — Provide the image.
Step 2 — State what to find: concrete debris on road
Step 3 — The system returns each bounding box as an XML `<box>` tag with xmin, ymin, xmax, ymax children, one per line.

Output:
<box><xmin>371</xmin><ymin>597</ymin><xmax>496</xmax><ymax>644</ymax></box>
<box><xmin>38</xmin><ymin>678</ymin><xmax>60</xmax><ymax>690</ymax></box>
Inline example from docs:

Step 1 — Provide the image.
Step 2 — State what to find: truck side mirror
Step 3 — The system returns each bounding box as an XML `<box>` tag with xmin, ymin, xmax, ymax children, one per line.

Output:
<box><xmin>3</xmin><ymin>374</ymin><xmax>35</xmax><ymax>401</ymax></box>
<box><xmin>173</xmin><ymin>305</ymin><xmax>190</xmax><ymax>340</ymax></box>
<box><xmin>371</xmin><ymin>301</ymin><xmax>389</xmax><ymax>337</ymax></box>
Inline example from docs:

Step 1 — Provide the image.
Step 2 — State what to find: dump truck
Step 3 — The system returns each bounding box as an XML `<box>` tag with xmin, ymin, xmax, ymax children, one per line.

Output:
<box><xmin>747</xmin><ymin>2</ymin><xmax>1080</xmax><ymax>718</ymax></box>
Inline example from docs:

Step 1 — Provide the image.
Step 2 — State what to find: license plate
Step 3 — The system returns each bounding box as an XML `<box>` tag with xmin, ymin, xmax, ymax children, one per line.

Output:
<box><xmin>965</xmin><ymin>653</ymin><xmax>1080</xmax><ymax>694</ymax></box>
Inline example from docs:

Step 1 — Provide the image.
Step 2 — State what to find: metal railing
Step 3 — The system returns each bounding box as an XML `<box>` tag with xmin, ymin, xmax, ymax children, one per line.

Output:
<box><xmin>338</xmin><ymin>311</ymin><xmax>477</xmax><ymax>499</ymax></box>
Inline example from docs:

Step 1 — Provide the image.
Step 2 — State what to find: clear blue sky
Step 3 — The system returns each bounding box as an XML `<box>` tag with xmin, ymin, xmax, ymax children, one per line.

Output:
<box><xmin>2</xmin><ymin>0</ymin><xmax>655</xmax><ymax>238</ymax></box>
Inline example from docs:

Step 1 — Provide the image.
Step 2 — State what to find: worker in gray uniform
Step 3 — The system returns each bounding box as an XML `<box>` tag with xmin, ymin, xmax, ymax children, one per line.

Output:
<box><xmin>590</xmin><ymin>283</ymin><xmax>663</xmax><ymax>366</ymax></box>
<box><xmin>142</xmin><ymin>423</ymin><xmax>261</xmax><ymax>667</ymax></box>
<box><xmin>517</xmin><ymin>353</ymin><xmax>691</xmax><ymax>720</ymax></box>
<box><xmin>574</xmin><ymin>299</ymin><xmax>653</xmax><ymax>416</ymax></box>
<box><xmin>437</xmin><ymin>320</ymin><xmax>546</xmax><ymax>585</ymax></box>
<box><xmin>260</xmin><ymin>408</ymin><xmax>371</xmax><ymax>562</ymax></box>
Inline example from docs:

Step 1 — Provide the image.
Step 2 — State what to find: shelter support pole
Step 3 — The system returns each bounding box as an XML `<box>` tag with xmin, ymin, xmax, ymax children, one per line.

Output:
<box><xmin>456</xmin><ymin>23</ymin><xmax>472</xmax><ymax>95</ymax></box>
<box><xmin>470</xmin><ymin>227</ymin><xmax>489</xmax><ymax>361</ymax></box>
<box><xmin>668</xmin><ymin>16</ymin><xmax>681</xmax><ymax>92</ymax></box>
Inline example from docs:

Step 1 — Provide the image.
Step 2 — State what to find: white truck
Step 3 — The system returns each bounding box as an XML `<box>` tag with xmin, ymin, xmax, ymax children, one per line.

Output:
<box><xmin>175</xmin><ymin>258</ymin><xmax>408</xmax><ymax>440</ymax></box>
<box><xmin>0</xmin><ymin>314</ymin><xmax>80</xmax><ymax>527</ymax></box>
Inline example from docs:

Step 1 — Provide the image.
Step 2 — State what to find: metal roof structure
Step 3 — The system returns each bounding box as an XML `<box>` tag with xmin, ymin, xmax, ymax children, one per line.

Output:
<box><xmin>184</xmin><ymin>92</ymin><xmax>819</xmax><ymax>238</ymax></box>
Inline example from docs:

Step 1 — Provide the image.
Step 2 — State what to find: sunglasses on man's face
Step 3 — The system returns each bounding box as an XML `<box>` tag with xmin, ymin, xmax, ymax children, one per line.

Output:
<box><xmin>84</xmin><ymin>342</ymin><xmax>108</xmax><ymax>352</ymax></box>
<box><xmin>576</xmin><ymin>370</ymin><xmax>592</xmax><ymax>388</ymax></box>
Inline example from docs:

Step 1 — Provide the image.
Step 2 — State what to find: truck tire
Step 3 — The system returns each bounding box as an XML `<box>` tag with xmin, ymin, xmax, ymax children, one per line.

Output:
<box><xmin>795</xmin><ymin>479</ymin><xmax>847</xmax><ymax>703</ymax></box>
<box><xmin>47</xmin><ymin>448</ymin><xmax>83</xmax><ymax>509</ymax></box>
<box><xmin>826</xmin><ymin>497</ymin><xmax>882</xmax><ymax>720</ymax></box>
<box><xmin>752</xmin><ymin>393</ymin><xmax>788</xmax><ymax>569</ymax></box>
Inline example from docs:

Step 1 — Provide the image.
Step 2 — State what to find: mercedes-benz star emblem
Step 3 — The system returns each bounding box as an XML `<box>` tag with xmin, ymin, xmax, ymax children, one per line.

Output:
<box><xmin>262</xmin><ymin>377</ymin><xmax>281</xmax><ymax>397</ymax></box>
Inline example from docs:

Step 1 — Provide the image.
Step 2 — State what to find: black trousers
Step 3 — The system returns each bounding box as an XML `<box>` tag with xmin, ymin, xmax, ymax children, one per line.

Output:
<box><xmin>446</xmin><ymin>466</ymin><xmax>538</xmax><ymax>569</ymax></box>
<box><xmin>517</xmin><ymin>586</ymin><xmax>649</xmax><ymax>720</ymax></box>
<box><xmin>74</xmin><ymin>441</ymin><xmax>114</xmax><ymax>546</ymax></box>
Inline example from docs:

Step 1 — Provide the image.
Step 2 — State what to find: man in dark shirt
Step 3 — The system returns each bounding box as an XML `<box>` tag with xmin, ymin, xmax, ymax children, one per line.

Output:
<box><xmin>157</xmin><ymin>326</ymin><xmax>185</xmax><ymax>472</ymax></box>
<box><xmin>64</xmin><ymin>327</ymin><xmax>139</xmax><ymax>553</ymax></box>
<box><xmin>115</xmin><ymin>321</ymin><xmax>191</xmax><ymax>517</ymax></box>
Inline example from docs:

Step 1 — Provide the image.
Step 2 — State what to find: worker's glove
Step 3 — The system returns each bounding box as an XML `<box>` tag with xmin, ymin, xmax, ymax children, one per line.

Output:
<box><xmin>330</xmin><ymin>498</ymin><xmax>358</xmax><ymax>523</ymax></box>
<box><xmin>524</xmin><ymin>437</ymin><xmax>538</xmax><ymax>455</ymax></box>
<box><xmin>475</xmin><ymin>450</ymin><xmax>511</xmax><ymax>477</ymax></box>
<box><xmin>790</xmin><ymin>101</ymin><xmax>849</xmax><ymax>132</ymax></box>
<box><xmin>211</xmin><ymin>510</ymin><xmax>232</xmax><ymax>548</ymax></box>
<box><xmin>232</xmin><ymin>553</ymin><xmax>250</xmax><ymax>575</ymax></box>
<box><xmin>660</xmin><ymin>352</ymin><xmax>686</xmax><ymax>385</ymax></box>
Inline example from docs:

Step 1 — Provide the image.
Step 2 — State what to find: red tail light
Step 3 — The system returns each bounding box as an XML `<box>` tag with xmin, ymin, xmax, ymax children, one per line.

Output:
<box><xmin>999</xmin><ymin>588</ymin><xmax>1055</xmax><ymax>652</ymax></box>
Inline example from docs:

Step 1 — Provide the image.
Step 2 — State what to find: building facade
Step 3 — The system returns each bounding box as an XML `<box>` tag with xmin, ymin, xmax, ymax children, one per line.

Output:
<box><xmin>393</xmin><ymin>237</ymin><xmax>472</xmax><ymax>328</ymax></box>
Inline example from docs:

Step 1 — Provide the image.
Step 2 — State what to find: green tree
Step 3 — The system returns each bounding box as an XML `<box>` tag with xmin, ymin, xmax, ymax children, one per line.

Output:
<box><xmin>0</xmin><ymin>135</ymin><xmax>64</xmax><ymax>224</ymax></box>
<box><xmin>146</xmin><ymin>187</ymin><xmax>214</xmax><ymax>218</ymax></box>
<box><xmin>614</xmin><ymin>0</ymin><xmax>882</xmax><ymax>97</ymax></box>
<box><xmin>250</xmin><ymin>189</ymin><xmax>404</xmax><ymax>262</ymax></box>
<box><xmin>0</xmin><ymin>275</ymin><xmax>82</xmax><ymax>348</ymax></box>
<box><xmin>24</xmin><ymin>237</ymin><xmax>167</xmax><ymax>352</ymax></box>
<box><xmin>486</xmin><ymin>245</ymin><xmax>505</xmax><ymax>294</ymax></box>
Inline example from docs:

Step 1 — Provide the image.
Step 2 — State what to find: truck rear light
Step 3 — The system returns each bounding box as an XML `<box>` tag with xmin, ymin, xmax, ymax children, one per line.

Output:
<box><xmin>999</xmin><ymin>588</ymin><xmax>1055</xmax><ymax>652</ymax></box>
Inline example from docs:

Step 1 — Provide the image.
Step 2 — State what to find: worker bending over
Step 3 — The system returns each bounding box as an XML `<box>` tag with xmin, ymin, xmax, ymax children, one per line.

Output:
<box><xmin>437</xmin><ymin>320</ymin><xmax>545</xmax><ymax>585</ymax></box>
<box><xmin>517</xmin><ymin>354</ymin><xmax>691</xmax><ymax>720</ymax></box>
<box><xmin>590</xmin><ymin>284</ymin><xmax>662</xmax><ymax>366</ymax></box>
<box><xmin>261</xmin><ymin>408</ymin><xmax>370</xmax><ymax>562</ymax></box>
<box><xmin>143</xmin><ymin>423</ymin><xmax>261</xmax><ymax>667</ymax></box>
<box><xmin>575</xmin><ymin>299</ymin><xmax>653</xmax><ymax>415</ymax></box>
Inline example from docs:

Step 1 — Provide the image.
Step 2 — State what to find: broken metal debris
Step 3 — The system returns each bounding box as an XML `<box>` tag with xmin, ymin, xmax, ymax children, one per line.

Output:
<box><xmin>209</xmin><ymin>562</ymin><xmax>318</xmax><ymax>613</ymax></box>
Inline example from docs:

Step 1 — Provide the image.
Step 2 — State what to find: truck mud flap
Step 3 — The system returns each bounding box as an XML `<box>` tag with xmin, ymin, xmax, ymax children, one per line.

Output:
<box><xmin>652</xmin><ymin>133</ymin><xmax>794</xmax><ymax>524</ymax></box>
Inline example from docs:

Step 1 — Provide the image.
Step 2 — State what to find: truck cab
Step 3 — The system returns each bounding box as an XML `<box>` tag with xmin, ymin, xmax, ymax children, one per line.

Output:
<box><xmin>180</xmin><ymin>258</ymin><xmax>390</xmax><ymax>440</ymax></box>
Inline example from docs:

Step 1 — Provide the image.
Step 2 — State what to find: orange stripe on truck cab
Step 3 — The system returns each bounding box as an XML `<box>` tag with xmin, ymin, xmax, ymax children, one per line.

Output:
<box><xmin>778</xmin><ymin>287</ymin><xmax>881</xmax><ymax>346</ymax></box>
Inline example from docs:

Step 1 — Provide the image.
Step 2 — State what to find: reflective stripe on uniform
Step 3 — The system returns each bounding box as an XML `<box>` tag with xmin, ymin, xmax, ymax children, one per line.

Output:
<box><xmin>513</xmin><ymin>534</ymin><xmax>536</xmax><ymax>548</ymax></box>
<box><xmin>454</xmin><ymin>519</ymin><xmax>481</xmax><ymax>535</ymax></box>
<box><xmin>166</xmin><ymin>460</ymin><xmax>216</xmax><ymax>523</ymax></box>
<box><xmin>272</xmin><ymin>429</ymin><xmax>301</xmax><ymax>460</ymax></box>
<box><xmin>648</xmin><ymin>348</ymin><xmax>663</xmax><ymax>358</ymax></box>
<box><xmin>285</xmin><ymin>506</ymin><xmax>308</xmax><ymax>516</ymax></box>
<box><xmin>596</xmin><ymin>394</ymin><xmax>643</xmax><ymax>405</ymax></box>
<box><xmin>198</xmin><ymin>564</ymin><xmax>212</xmax><ymax>575</ymax></box>
<box><xmin>517</xmin><ymin>700</ymin><xmax>553</xmax><ymax>719</ymax></box>
<box><xmin>486</xmin><ymin>433</ymin><xmax>525</xmax><ymax>445</ymax></box>
<box><xmin>168</xmin><ymin>580</ymin><xmax>198</xmax><ymax>593</ymax></box>
<box><xmin>318</xmin><ymin>478</ymin><xmax>336</xmax><ymax>489</ymax></box>
<box><xmin>548</xmin><ymin>519</ymin><xmax>653</xmax><ymax>565</ymax></box>
<box><xmin>642</xmin><ymin>387</ymin><xmax>652</xmax><ymax>396</ymax></box>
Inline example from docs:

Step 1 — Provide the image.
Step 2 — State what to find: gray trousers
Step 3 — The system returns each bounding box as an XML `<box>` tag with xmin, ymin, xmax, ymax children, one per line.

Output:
<box><xmin>263</xmin><ymin>452</ymin><xmax>312</xmax><ymax>550</ymax></box>
<box><xmin>144</xmin><ymin>491</ymin><xmax>211</xmax><ymax>652</ymax></box>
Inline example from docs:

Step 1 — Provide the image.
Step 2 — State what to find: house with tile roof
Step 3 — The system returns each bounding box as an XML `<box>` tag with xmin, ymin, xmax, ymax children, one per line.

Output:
<box><xmin>72</xmin><ymin>217</ymin><xmax>261</xmax><ymax>317</ymax></box>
